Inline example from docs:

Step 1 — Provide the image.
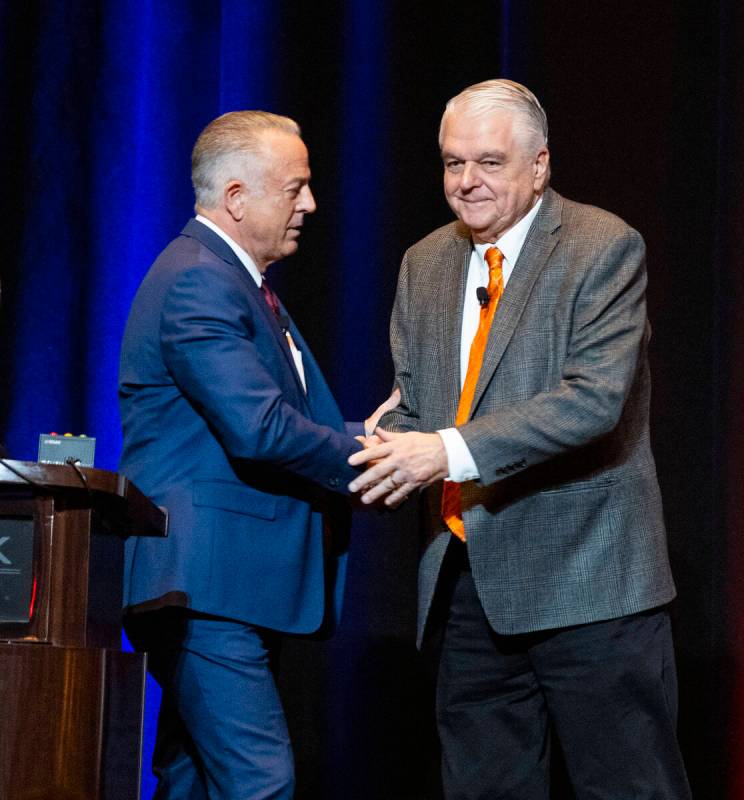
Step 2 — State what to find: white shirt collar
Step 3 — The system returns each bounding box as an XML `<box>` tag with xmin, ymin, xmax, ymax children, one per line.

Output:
<box><xmin>472</xmin><ymin>195</ymin><xmax>543</xmax><ymax>270</ymax></box>
<box><xmin>195</xmin><ymin>214</ymin><xmax>263</xmax><ymax>288</ymax></box>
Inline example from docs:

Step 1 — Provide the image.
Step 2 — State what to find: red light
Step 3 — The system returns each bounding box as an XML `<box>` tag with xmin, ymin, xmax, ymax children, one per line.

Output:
<box><xmin>28</xmin><ymin>577</ymin><xmax>38</xmax><ymax>620</ymax></box>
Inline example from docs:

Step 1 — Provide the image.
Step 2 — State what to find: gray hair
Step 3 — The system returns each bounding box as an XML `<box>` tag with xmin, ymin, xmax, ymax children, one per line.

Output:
<box><xmin>439</xmin><ymin>79</ymin><xmax>548</xmax><ymax>153</ymax></box>
<box><xmin>191</xmin><ymin>111</ymin><xmax>301</xmax><ymax>209</ymax></box>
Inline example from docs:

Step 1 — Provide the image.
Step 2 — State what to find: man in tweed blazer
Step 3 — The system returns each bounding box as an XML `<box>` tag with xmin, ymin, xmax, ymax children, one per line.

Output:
<box><xmin>350</xmin><ymin>80</ymin><xmax>691</xmax><ymax>798</ymax></box>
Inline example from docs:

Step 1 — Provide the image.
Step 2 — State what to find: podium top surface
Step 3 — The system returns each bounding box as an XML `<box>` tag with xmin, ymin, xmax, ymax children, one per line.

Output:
<box><xmin>0</xmin><ymin>460</ymin><xmax>167</xmax><ymax>537</ymax></box>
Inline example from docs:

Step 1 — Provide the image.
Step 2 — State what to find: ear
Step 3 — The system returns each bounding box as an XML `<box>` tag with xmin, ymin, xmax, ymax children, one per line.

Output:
<box><xmin>223</xmin><ymin>180</ymin><xmax>245</xmax><ymax>221</ymax></box>
<box><xmin>533</xmin><ymin>148</ymin><xmax>550</xmax><ymax>189</ymax></box>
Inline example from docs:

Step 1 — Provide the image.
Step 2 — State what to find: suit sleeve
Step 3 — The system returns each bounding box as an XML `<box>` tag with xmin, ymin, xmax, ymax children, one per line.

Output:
<box><xmin>160</xmin><ymin>263</ymin><xmax>361</xmax><ymax>493</ymax></box>
<box><xmin>459</xmin><ymin>228</ymin><xmax>648</xmax><ymax>486</ymax></box>
<box><xmin>379</xmin><ymin>250</ymin><xmax>421</xmax><ymax>433</ymax></box>
<box><xmin>345</xmin><ymin>421</ymin><xmax>365</xmax><ymax>437</ymax></box>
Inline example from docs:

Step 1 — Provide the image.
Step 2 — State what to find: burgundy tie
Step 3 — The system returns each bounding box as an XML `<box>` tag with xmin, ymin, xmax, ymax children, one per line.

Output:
<box><xmin>261</xmin><ymin>277</ymin><xmax>281</xmax><ymax>318</ymax></box>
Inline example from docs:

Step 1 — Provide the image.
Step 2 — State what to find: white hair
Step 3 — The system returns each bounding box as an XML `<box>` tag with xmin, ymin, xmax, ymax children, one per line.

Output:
<box><xmin>439</xmin><ymin>78</ymin><xmax>548</xmax><ymax>153</ymax></box>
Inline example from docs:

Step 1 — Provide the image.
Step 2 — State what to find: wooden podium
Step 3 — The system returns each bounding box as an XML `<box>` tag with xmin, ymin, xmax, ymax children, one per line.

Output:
<box><xmin>0</xmin><ymin>460</ymin><xmax>167</xmax><ymax>800</ymax></box>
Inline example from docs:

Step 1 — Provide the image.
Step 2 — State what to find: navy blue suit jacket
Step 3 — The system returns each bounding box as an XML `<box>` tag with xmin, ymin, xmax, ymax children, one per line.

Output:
<box><xmin>119</xmin><ymin>219</ymin><xmax>362</xmax><ymax>634</ymax></box>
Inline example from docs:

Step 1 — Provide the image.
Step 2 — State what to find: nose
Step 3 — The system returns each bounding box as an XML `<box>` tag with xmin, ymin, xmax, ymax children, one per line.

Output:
<box><xmin>299</xmin><ymin>185</ymin><xmax>316</xmax><ymax>214</ymax></box>
<box><xmin>460</xmin><ymin>162</ymin><xmax>480</xmax><ymax>190</ymax></box>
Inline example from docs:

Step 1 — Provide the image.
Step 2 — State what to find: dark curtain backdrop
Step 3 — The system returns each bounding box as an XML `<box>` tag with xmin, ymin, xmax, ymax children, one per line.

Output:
<box><xmin>0</xmin><ymin>2</ymin><xmax>741</xmax><ymax>798</ymax></box>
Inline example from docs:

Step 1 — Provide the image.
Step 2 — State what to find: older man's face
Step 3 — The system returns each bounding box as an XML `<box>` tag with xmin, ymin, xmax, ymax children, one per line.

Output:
<box><xmin>239</xmin><ymin>131</ymin><xmax>316</xmax><ymax>270</ymax></box>
<box><xmin>441</xmin><ymin>110</ymin><xmax>549</xmax><ymax>244</ymax></box>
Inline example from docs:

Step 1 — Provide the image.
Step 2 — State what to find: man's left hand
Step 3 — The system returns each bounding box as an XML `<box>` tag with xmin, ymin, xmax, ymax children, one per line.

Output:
<box><xmin>364</xmin><ymin>388</ymin><xmax>401</xmax><ymax>437</ymax></box>
<box><xmin>348</xmin><ymin>428</ymin><xmax>449</xmax><ymax>507</ymax></box>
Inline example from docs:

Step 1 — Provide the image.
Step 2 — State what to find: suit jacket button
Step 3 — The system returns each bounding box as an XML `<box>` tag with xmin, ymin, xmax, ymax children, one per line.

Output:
<box><xmin>328</xmin><ymin>477</ymin><xmax>339</xmax><ymax>488</ymax></box>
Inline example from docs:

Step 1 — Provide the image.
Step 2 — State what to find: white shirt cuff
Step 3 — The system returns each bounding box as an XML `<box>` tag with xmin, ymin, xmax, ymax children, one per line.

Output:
<box><xmin>437</xmin><ymin>428</ymin><xmax>480</xmax><ymax>482</ymax></box>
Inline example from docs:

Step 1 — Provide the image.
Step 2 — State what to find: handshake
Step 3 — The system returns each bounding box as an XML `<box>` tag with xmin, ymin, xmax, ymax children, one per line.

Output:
<box><xmin>348</xmin><ymin>388</ymin><xmax>449</xmax><ymax>509</ymax></box>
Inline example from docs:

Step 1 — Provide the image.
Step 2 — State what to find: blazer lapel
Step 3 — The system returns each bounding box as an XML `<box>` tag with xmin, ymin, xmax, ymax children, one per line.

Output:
<box><xmin>259</xmin><ymin>291</ymin><xmax>312</xmax><ymax>411</ymax></box>
<box><xmin>438</xmin><ymin>225</ymin><xmax>472</xmax><ymax>420</ymax></box>
<box><xmin>180</xmin><ymin>219</ymin><xmax>310</xmax><ymax>408</ymax></box>
<box><xmin>286</xmin><ymin>323</ymin><xmax>343</xmax><ymax>425</ymax></box>
<box><xmin>470</xmin><ymin>190</ymin><xmax>563</xmax><ymax>415</ymax></box>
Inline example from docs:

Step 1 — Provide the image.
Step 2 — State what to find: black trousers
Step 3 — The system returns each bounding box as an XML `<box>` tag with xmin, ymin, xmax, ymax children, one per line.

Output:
<box><xmin>426</xmin><ymin>543</ymin><xmax>692</xmax><ymax>800</ymax></box>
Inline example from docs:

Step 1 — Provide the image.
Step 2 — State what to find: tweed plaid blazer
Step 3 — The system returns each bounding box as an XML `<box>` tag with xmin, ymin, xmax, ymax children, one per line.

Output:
<box><xmin>382</xmin><ymin>188</ymin><xmax>676</xmax><ymax>643</ymax></box>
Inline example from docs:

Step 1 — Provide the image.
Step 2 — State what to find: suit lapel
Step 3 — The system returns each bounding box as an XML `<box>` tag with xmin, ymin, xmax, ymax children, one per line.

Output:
<box><xmin>266</xmin><ymin>293</ymin><xmax>312</xmax><ymax>412</ymax></box>
<box><xmin>180</xmin><ymin>219</ymin><xmax>310</xmax><ymax>409</ymax></box>
<box><xmin>286</xmin><ymin>323</ymin><xmax>344</xmax><ymax>426</ymax></box>
<box><xmin>470</xmin><ymin>190</ymin><xmax>563</xmax><ymax>415</ymax></box>
<box><xmin>438</xmin><ymin>226</ymin><xmax>472</xmax><ymax>419</ymax></box>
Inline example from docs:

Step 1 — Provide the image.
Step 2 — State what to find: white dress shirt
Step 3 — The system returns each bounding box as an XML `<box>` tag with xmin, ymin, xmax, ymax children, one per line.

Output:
<box><xmin>438</xmin><ymin>197</ymin><xmax>543</xmax><ymax>482</ymax></box>
<box><xmin>195</xmin><ymin>215</ymin><xmax>307</xmax><ymax>391</ymax></box>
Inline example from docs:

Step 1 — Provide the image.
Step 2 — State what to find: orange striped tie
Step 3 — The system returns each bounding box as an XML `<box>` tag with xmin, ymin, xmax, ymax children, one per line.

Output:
<box><xmin>441</xmin><ymin>246</ymin><xmax>505</xmax><ymax>541</ymax></box>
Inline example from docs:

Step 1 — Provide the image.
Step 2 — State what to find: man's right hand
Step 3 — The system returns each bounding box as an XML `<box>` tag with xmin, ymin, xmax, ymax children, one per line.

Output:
<box><xmin>349</xmin><ymin>428</ymin><xmax>449</xmax><ymax>508</ymax></box>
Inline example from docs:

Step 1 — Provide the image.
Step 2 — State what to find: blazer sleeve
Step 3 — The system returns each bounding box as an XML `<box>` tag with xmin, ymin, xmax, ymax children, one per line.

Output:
<box><xmin>379</xmin><ymin>250</ymin><xmax>421</xmax><ymax>433</ymax></box>
<box><xmin>459</xmin><ymin>227</ymin><xmax>648</xmax><ymax>486</ymax></box>
<box><xmin>160</xmin><ymin>262</ymin><xmax>362</xmax><ymax>492</ymax></box>
<box><xmin>345</xmin><ymin>421</ymin><xmax>365</xmax><ymax>437</ymax></box>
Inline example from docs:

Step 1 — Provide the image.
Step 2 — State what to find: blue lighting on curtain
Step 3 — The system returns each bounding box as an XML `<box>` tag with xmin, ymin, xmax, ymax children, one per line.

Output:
<box><xmin>83</xmin><ymin>3</ymin><xmax>214</xmax><ymax>470</ymax></box>
<box><xmin>334</xmin><ymin>0</ymin><xmax>390</xmax><ymax>413</ymax></box>
<box><xmin>2</xmin><ymin>4</ymin><xmax>277</xmax><ymax>796</ymax></box>
<box><xmin>5</xmin><ymin>1</ymin><xmax>282</xmax><ymax>467</ymax></box>
<box><xmin>219</xmin><ymin>0</ymin><xmax>280</xmax><ymax>112</ymax></box>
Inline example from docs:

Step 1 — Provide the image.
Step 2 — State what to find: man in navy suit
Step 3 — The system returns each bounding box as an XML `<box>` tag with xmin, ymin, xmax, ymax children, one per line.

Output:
<box><xmin>119</xmin><ymin>111</ymin><xmax>395</xmax><ymax>799</ymax></box>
